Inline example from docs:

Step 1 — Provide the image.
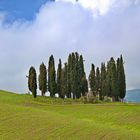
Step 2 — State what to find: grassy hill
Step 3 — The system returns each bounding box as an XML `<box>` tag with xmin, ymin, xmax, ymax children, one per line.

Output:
<box><xmin>0</xmin><ymin>90</ymin><xmax>140</xmax><ymax>140</ymax></box>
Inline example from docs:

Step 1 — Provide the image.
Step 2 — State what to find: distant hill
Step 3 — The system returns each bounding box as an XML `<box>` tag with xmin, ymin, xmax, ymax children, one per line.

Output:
<box><xmin>125</xmin><ymin>89</ymin><xmax>140</xmax><ymax>103</ymax></box>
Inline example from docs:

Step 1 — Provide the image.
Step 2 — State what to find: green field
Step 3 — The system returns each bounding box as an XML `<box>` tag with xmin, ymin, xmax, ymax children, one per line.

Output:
<box><xmin>0</xmin><ymin>90</ymin><xmax>140</xmax><ymax>140</ymax></box>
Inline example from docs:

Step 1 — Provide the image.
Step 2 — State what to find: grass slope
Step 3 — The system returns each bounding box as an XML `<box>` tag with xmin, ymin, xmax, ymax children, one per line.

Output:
<box><xmin>0</xmin><ymin>90</ymin><xmax>140</xmax><ymax>140</ymax></box>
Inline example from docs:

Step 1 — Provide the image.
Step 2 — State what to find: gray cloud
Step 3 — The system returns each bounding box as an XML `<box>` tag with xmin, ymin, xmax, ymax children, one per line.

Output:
<box><xmin>0</xmin><ymin>1</ymin><xmax>140</xmax><ymax>93</ymax></box>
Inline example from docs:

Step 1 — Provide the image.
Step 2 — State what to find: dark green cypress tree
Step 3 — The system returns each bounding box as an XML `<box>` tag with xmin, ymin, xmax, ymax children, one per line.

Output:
<box><xmin>110</xmin><ymin>57</ymin><xmax>118</xmax><ymax>101</ymax></box>
<box><xmin>28</xmin><ymin>66</ymin><xmax>37</xmax><ymax>98</ymax></box>
<box><xmin>39</xmin><ymin>62</ymin><xmax>47</xmax><ymax>96</ymax></box>
<box><xmin>89</xmin><ymin>64</ymin><xmax>96</xmax><ymax>96</ymax></box>
<box><xmin>57</xmin><ymin>59</ymin><xmax>62</xmax><ymax>98</ymax></box>
<box><xmin>61</xmin><ymin>63</ymin><xmax>68</xmax><ymax>98</ymax></box>
<box><xmin>81</xmin><ymin>74</ymin><xmax>88</xmax><ymax>96</ymax></box>
<box><xmin>117</xmin><ymin>57</ymin><xmax>121</xmax><ymax>100</ymax></box>
<box><xmin>69</xmin><ymin>52</ymin><xmax>82</xmax><ymax>99</ymax></box>
<box><xmin>73</xmin><ymin>52</ymin><xmax>80</xmax><ymax>98</ymax></box>
<box><xmin>117</xmin><ymin>55</ymin><xmax>126</xmax><ymax>100</ymax></box>
<box><xmin>95</xmin><ymin>67</ymin><xmax>101</xmax><ymax>97</ymax></box>
<box><xmin>79</xmin><ymin>55</ymin><xmax>88</xmax><ymax>96</ymax></box>
<box><xmin>70</xmin><ymin>53</ymin><xmax>75</xmax><ymax>98</ymax></box>
<box><xmin>48</xmin><ymin>55</ymin><xmax>57</xmax><ymax>97</ymax></box>
<box><xmin>67</xmin><ymin>54</ymin><xmax>72</xmax><ymax>98</ymax></box>
<box><xmin>71</xmin><ymin>53</ymin><xmax>77</xmax><ymax>99</ymax></box>
<box><xmin>100</xmin><ymin>63</ymin><xmax>106</xmax><ymax>100</ymax></box>
<box><xmin>106</xmin><ymin>61</ymin><xmax>112</xmax><ymax>97</ymax></box>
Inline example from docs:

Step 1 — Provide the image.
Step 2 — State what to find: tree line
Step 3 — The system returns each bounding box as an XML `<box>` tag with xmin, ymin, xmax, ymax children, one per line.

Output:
<box><xmin>28</xmin><ymin>52</ymin><xmax>126</xmax><ymax>101</ymax></box>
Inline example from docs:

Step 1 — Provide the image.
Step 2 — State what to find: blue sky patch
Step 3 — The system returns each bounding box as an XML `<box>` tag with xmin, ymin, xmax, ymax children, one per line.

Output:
<box><xmin>0</xmin><ymin>0</ymin><xmax>54</xmax><ymax>23</ymax></box>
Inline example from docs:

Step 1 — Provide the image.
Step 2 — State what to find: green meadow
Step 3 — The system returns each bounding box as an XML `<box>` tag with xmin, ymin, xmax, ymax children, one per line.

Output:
<box><xmin>0</xmin><ymin>90</ymin><xmax>140</xmax><ymax>140</ymax></box>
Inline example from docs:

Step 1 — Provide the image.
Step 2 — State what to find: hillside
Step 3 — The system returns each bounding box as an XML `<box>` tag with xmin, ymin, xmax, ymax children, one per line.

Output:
<box><xmin>0</xmin><ymin>90</ymin><xmax>140</xmax><ymax>140</ymax></box>
<box><xmin>125</xmin><ymin>89</ymin><xmax>140</xmax><ymax>103</ymax></box>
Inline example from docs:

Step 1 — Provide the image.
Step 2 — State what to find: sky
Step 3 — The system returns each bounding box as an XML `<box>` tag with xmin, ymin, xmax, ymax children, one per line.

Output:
<box><xmin>0</xmin><ymin>0</ymin><xmax>140</xmax><ymax>93</ymax></box>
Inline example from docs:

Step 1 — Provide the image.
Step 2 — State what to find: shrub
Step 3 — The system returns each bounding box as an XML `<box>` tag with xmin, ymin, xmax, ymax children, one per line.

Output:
<box><xmin>79</xmin><ymin>96</ymin><xmax>99</xmax><ymax>104</ymax></box>
<box><xmin>103</xmin><ymin>96</ymin><xmax>112</xmax><ymax>102</ymax></box>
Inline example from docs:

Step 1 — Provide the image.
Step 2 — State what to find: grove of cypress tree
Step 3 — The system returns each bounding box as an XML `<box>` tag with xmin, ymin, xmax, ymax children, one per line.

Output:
<box><xmin>27</xmin><ymin>53</ymin><xmax>126</xmax><ymax>101</ymax></box>
<box><xmin>48</xmin><ymin>55</ymin><xmax>57</xmax><ymax>97</ymax></box>
<box><xmin>28</xmin><ymin>66</ymin><xmax>37</xmax><ymax>98</ymax></box>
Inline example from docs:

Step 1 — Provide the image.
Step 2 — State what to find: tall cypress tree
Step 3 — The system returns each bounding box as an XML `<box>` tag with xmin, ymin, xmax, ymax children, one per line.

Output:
<box><xmin>71</xmin><ymin>53</ymin><xmax>75</xmax><ymax>99</ymax></box>
<box><xmin>28</xmin><ymin>66</ymin><xmax>37</xmax><ymax>98</ymax></box>
<box><xmin>117</xmin><ymin>55</ymin><xmax>126</xmax><ymax>100</ymax></box>
<box><xmin>57</xmin><ymin>59</ymin><xmax>62</xmax><ymax>98</ymax></box>
<box><xmin>117</xmin><ymin>57</ymin><xmax>121</xmax><ymax>99</ymax></box>
<box><xmin>106</xmin><ymin>61</ymin><xmax>112</xmax><ymax>97</ymax></box>
<box><xmin>73</xmin><ymin>52</ymin><xmax>81</xmax><ymax>98</ymax></box>
<box><xmin>81</xmin><ymin>74</ymin><xmax>88</xmax><ymax>96</ymax></box>
<box><xmin>68</xmin><ymin>52</ymin><xmax>83</xmax><ymax>99</ymax></box>
<box><xmin>109</xmin><ymin>57</ymin><xmax>118</xmax><ymax>101</ymax></box>
<box><xmin>79</xmin><ymin>55</ymin><xmax>88</xmax><ymax>96</ymax></box>
<box><xmin>48</xmin><ymin>55</ymin><xmax>57</xmax><ymax>97</ymax></box>
<box><xmin>61</xmin><ymin>63</ymin><xmax>68</xmax><ymax>98</ymax></box>
<box><xmin>100</xmin><ymin>63</ymin><xmax>106</xmax><ymax>100</ymax></box>
<box><xmin>39</xmin><ymin>62</ymin><xmax>47</xmax><ymax>96</ymax></box>
<box><xmin>89</xmin><ymin>64</ymin><xmax>96</xmax><ymax>96</ymax></box>
<box><xmin>95</xmin><ymin>67</ymin><xmax>101</xmax><ymax>97</ymax></box>
<box><xmin>70</xmin><ymin>52</ymin><xmax>78</xmax><ymax>99</ymax></box>
<box><xmin>67</xmin><ymin>54</ymin><xmax>72</xmax><ymax>98</ymax></box>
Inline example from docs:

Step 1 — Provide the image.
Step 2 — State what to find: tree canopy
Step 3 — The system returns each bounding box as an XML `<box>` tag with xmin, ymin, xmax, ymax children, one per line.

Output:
<box><xmin>28</xmin><ymin>53</ymin><xmax>126</xmax><ymax>101</ymax></box>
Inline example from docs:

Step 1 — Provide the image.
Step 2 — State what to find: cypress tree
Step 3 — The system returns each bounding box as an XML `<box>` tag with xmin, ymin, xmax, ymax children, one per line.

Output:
<box><xmin>106</xmin><ymin>61</ymin><xmax>112</xmax><ymax>97</ymax></box>
<box><xmin>48</xmin><ymin>55</ymin><xmax>57</xmax><ymax>97</ymax></box>
<box><xmin>117</xmin><ymin>55</ymin><xmax>126</xmax><ymax>100</ymax></box>
<box><xmin>67</xmin><ymin>54</ymin><xmax>72</xmax><ymax>98</ymax></box>
<box><xmin>61</xmin><ymin>63</ymin><xmax>68</xmax><ymax>98</ymax></box>
<box><xmin>81</xmin><ymin>74</ymin><xmax>88</xmax><ymax>96</ymax></box>
<box><xmin>110</xmin><ymin>57</ymin><xmax>118</xmax><ymax>101</ymax></box>
<box><xmin>95</xmin><ymin>67</ymin><xmax>101</xmax><ymax>97</ymax></box>
<box><xmin>117</xmin><ymin>57</ymin><xmax>121</xmax><ymax>100</ymax></box>
<box><xmin>69</xmin><ymin>52</ymin><xmax>82</xmax><ymax>99</ymax></box>
<box><xmin>100</xmin><ymin>63</ymin><xmax>106</xmax><ymax>100</ymax></box>
<box><xmin>71</xmin><ymin>53</ymin><xmax>75</xmax><ymax>99</ymax></box>
<box><xmin>39</xmin><ymin>62</ymin><xmax>47</xmax><ymax>96</ymax></box>
<box><xmin>89</xmin><ymin>64</ymin><xmax>96</xmax><ymax>96</ymax></box>
<box><xmin>57</xmin><ymin>59</ymin><xmax>62</xmax><ymax>98</ymax></box>
<box><xmin>28</xmin><ymin>66</ymin><xmax>37</xmax><ymax>98</ymax></box>
<box><xmin>73</xmin><ymin>52</ymin><xmax>81</xmax><ymax>98</ymax></box>
<box><xmin>79</xmin><ymin>55</ymin><xmax>88</xmax><ymax>96</ymax></box>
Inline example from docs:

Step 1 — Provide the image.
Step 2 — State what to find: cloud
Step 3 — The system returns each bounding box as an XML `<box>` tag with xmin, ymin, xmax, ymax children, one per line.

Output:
<box><xmin>57</xmin><ymin>0</ymin><xmax>140</xmax><ymax>15</ymax></box>
<box><xmin>56</xmin><ymin>0</ymin><xmax>116</xmax><ymax>15</ymax></box>
<box><xmin>0</xmin><ymin>1</ymin><xmax>140</xmax><ymax>93</ymax></box>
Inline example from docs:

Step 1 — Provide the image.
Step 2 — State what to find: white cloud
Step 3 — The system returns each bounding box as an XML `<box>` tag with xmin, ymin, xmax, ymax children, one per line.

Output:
<box><xmin>0</xmin><ymin>1</ymin><xmax>140</xmax><ymax>93</ymax></box>
<box><xmin>56</xmin><ymin>0</ymin><xmax>140</xmax><ymax>15</ymax></box>
<box><xmin>56</xmin><ymin>0</ymin><xmax>116</xmax><ymax>15</ymax></box>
